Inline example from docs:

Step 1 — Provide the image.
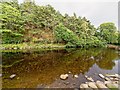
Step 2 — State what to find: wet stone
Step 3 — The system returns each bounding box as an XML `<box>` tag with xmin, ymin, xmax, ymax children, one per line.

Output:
<box><xmin>96</xmin><ymin>81</ymin><xmax>108</xmax><ymax>89</ymax></box>
<box><xmin>10</xmin><ymin>74</ymin><xmax>16</xmax><ymax>79</ymax></box>
<box><xmin>98</xmin><ymin>74</ymin><xmax>105</xmax><ymax>79</ymax></box>
<box><xmin>80</xmin><ymin>84</ymin><xmax>89</xmax><ymax>88</ymax></box>
<box><xmin>74</xmin><ymin>75</ymin><xmax>79</xmax><ymax>78</ymax></box>
<box><xmin>60</xmin><ymin>74</ymin><xmax>68</xmax><ymax>80</ymax></box>
<box><xmin>87</xmin><ymin>82</ymin><xmax>98</xmax><ymax>88</ymax></box>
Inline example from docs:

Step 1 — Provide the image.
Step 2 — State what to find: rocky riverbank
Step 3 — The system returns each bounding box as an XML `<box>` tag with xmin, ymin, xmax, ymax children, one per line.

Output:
<box><xmin>60</xmin><ymin>73</ymin><xmax>119</xmax><ymax>89</ymax></box>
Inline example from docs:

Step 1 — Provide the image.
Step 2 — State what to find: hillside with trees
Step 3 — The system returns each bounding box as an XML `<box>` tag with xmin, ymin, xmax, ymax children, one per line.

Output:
<box><xmin>0</xmin><ymin>0</ymin><xmax>119</xmax><ymax>48</ymax></box>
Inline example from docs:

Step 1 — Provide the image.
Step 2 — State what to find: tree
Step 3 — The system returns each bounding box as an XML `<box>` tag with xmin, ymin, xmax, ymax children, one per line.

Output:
<box><xmin>97</xmin><ymin>22</ymin><xmax>118</xmax><ymax>44</ymax></box>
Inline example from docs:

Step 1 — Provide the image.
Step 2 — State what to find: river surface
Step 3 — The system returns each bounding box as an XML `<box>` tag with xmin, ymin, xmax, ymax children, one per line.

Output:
<box><xmin>2</xmin><ymin>48</ymin><xmax>120</xmax><ymax>88</ymax></box>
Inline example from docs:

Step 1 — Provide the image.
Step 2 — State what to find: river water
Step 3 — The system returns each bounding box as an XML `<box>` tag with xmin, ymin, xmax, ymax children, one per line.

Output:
<box><xmin>2</xmin><ymin>48</ymin><xmax>120</xmax><ymax>88</ymax></box>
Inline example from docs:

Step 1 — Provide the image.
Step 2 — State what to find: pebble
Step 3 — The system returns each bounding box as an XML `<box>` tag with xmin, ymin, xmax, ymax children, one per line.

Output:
<box><xmin>74</xmin><ymin>75</ymin><xmax>79</xmax><ymax>78</ymax></box>
<box><xmin>10</xmin><ymin>74</ymin><xmax>16</xmax><ymax>79</ymax></box>
<box><xmin>68</xmin><ymin>71</ymin><xmax>71</xmax><ymax>74</ymax></box>
<box><xmin>98</xmin><ymin>74</ymin><xmax>105</xmax><ymax>79</ymax></box>
<box><xmin>60</xmin><ymin>74</ymin><xmax>68</xmax><ymax>80</ymax></box>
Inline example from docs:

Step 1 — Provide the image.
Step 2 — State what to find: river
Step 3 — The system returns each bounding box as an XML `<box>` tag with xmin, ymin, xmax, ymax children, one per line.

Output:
<box><xmin>2</xmin><ymin>48</ymin><xmax>120</xmax><ymax>88</ymax></box>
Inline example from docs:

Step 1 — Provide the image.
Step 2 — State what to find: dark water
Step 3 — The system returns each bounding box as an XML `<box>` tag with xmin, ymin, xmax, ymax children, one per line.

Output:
<box><xmin>2</xmin><ymin>48</ymin><xmax>120</xmax><ymax>88</ymax></box>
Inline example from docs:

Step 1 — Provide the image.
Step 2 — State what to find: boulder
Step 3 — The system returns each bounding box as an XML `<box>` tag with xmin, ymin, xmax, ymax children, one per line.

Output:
<box><xmin>60</xmin><ymin>74</ymin><xmax>68</xmax><ymax>80</ymax></box>
<box><xmin>106</xmin><ymin>83</ymin><xmax>118</xmax><ymax>89</ymax></box>
<box><xmin>96</xmin><ymin>81</ymin><xmax>108</xmax><ymax>89</ymax></box>
<box><xmin>80</xmin><ymin>84</ymin><xmax>89</xmax><ymax>88</ymax></box>
<box><xmin>87</xmin><ymin>82</ymin><xmax>98</xmax><ymax>88</ymax></box>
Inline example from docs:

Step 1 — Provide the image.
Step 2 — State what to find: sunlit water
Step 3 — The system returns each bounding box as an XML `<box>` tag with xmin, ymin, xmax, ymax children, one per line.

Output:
<box><xmin>2</xmin><ymin>48</ymin><xmax>120</xmax><ymax>88</ymax></box>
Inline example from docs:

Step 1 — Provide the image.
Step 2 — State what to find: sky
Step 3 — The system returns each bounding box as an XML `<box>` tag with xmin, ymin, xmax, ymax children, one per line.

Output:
<box><xmin>18</xmin><ymin>0</ymin><xmax>119</xmax><ymax>28</ymax></box>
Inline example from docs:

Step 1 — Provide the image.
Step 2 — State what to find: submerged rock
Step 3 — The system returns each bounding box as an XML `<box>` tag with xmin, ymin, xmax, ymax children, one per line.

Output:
<box><xmin>10</xmin><ymin>74</ymin><xmax>16</xmax><ymax>79</ymax></box>
<box><xmin>60</xmin><ymin>74</ymin><xmax>68</xmax><ymax>80</ymax></box>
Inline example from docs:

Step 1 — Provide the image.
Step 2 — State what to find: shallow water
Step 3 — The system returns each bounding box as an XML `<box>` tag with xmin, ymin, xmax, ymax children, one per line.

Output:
<box><xmin>2</xmin><ymin>48</ymin><xmax>120</xmax><ymax>88</ymax></box>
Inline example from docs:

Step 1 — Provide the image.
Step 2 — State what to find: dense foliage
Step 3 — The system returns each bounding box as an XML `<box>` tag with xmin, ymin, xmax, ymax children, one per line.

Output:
<box><xmin>1</xmin><ymin>0</ymin><xmax>119</xmax><ymax>47</ymax></box>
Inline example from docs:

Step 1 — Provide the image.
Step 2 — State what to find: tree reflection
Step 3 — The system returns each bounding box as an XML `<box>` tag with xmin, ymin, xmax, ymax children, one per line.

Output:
<box><xmin>2</xmin><ymin>48</ymin><xmax>118</xmax><ymax>88</ymax></box>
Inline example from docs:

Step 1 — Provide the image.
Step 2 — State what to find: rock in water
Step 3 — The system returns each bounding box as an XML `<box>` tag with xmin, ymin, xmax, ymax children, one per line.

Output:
<box><xmin>74</xmin><ymin>75</ymin><xmax>79</xmax><ymax>78</ymax></box>
<box><xmin>87</xmin><ymin>82</ymin><xmax>98</xmax><ymax>88</ymax></box>
<box><xmin>10</xmin><ymin>74</ymin><xmax>16</xmax><ymax>79</ymax></box>
<box><xmin>85</xmin><ymin>75</ymin><xmax>94</xmax><ymax>82</ymax></box>
<box><xmin>80</xmin><ymin>84</ymin><xmax>89</xmax><ymax>88</ymax></box>
<box><xmin>60</xmin><ymin>74</ymin><xmax>68</xmax><ymax>80</ymax></box>
<box><xmin>90</xmin><ymin>56</ymin><xmax>94</xmax><ymax>60</ymax></box>
<box><xmin>106</xmin><ymin>83</ymin><xmax>118</xmax><ymax>89</ymax></box>
<box><xmin>68</xmin><ymin>71</ymin><xmax>71</xmax><ymax>74</ymax></box>
<box><xmin>99</xmin><ymin>74</ymin><xmax>105</xmax><ymax>79</ymax></box>
<box><xmin>96</xmin><ymin>81</ymin><xmax>108</xmax><ymax>89</ymax></box>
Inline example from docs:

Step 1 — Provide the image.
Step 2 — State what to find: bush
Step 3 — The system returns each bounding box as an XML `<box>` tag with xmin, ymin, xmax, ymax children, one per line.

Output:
<box><xmin>54</xmin><ymin>23</ymin><xmax>81</xmax><ymax>46</ymax></box>
<box><xmin>1</xmin><ymin>29</ymin><xmax>23</xmax><ymax>44</ymax></box>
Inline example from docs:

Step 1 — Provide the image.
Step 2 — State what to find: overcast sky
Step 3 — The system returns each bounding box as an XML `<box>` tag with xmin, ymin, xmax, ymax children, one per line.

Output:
<box><xmin>18</xmin><ymin>0</ymin><xmax>119</xmax><ymax>28</ymax></box>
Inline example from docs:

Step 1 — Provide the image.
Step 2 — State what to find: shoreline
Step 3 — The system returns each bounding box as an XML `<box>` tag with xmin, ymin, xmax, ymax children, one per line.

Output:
<box><xmin>1</xmin><ymin>43</ymin><xmax>120</xmax><ymax>52</ymax></box>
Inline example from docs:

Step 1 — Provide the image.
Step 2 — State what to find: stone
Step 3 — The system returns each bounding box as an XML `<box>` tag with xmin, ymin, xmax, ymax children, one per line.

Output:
<box><xmin>114</xmin><ymin>78</ymin><xmax>119</xmax><ymax>81</ymax></box>
<box><xmin>106</xmin><ymin>83</ymin><xmax>118</xmax><ymax>88</ymax></box>
<box><xmin>105</xmin><ymin>77</ymin><xmax>111</xmax><ymax>81</ymax></box>
<box><xmin>14</xmin><ymin>47</ymin><xmax>17</xmax><ymax>50</ymax></box>
<box><xmin>74</xmin><ymin>75</ymin><xmax>79</xmax><ymax>78</ymax></box>
<box><xmin>96</xmin><ymin>81</ymin><xmax>108</xmax><ymax>89</ymax></box>
<box><xmin>0</xmin><ymin>74</ymin><xmax>2</xmax><ymax>77</ymax></box>
<box><xmin>68</xmin><ymin>71</ymin><xmax>71</xmax><ymax>74</ymax></box>
<box><xmin>106</xmin><ymin>74</ymin><xmax>120</xmax><ymax>78</ymax></box>
<box><xmin>104</xmin><ymin>81</ymin><xmax>112</xmax><ymax>85</ymax></box>
<box><xmin>99</xmin><ymin>74</ymin><xmax>105</xmax><ymax>79</ymax></box>
<box><xmin>86</xmin><ymin>77</ymin><xmax>94</xmax><ymax>82</ymax></box>
<box><xmin>87</xmin><ymin>82</ymin><xmax>98</xmax><ymax>88</ymax></box>
<box><xmin>115</xmin><ymin>74</ymin><xmax>120</xmax><ymax>78</ymax></box>
<box><xmin>85</xmin><ymin>75</ymin><xmax>88</xmax><ymax>78</ymax></box>
<box><xmin>60</xmin><ymin>74</ymin><xmax>68</xmax><ymax>80</ymax></box>
<box><xmin>90</xmin><ymin>56</ymin><xmax>94</xmax><ymax>60</ymax></box>
<box><xmin>80</xmin><ymin>84</ymin><xmax>89</xmax><ymax>88</ymax></box>
<box><xmin>10</xmin><ymin>74</ymin><xmax>16</xmax><ymax>79</ymax></box>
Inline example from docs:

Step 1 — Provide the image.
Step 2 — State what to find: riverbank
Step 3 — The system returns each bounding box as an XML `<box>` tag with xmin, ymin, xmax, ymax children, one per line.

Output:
<box><xmin>59</xmin><ymin>73</ymin><xmax>119</xmax><ymax>89</ymax></box>
<box><xmin>107</xmin><ymin>44</ymin><xmax>120</xmax><ymax>51</ymax></box>
<box><xmin>0</xmin><ymin>43</ymin><xmax>66</xmax><ymax>52</ymax></box>
<box><xmin>1</xmin><ymin>43</ymin><xmax>120</xmax><ymax>52</ymax></box>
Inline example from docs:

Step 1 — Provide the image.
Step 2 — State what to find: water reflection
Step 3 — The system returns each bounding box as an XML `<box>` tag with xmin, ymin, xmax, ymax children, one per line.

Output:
<box><xmin>2</xmin><ymin>48</ymin><xmax>119</xmax><ymax>88</ymax></box>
